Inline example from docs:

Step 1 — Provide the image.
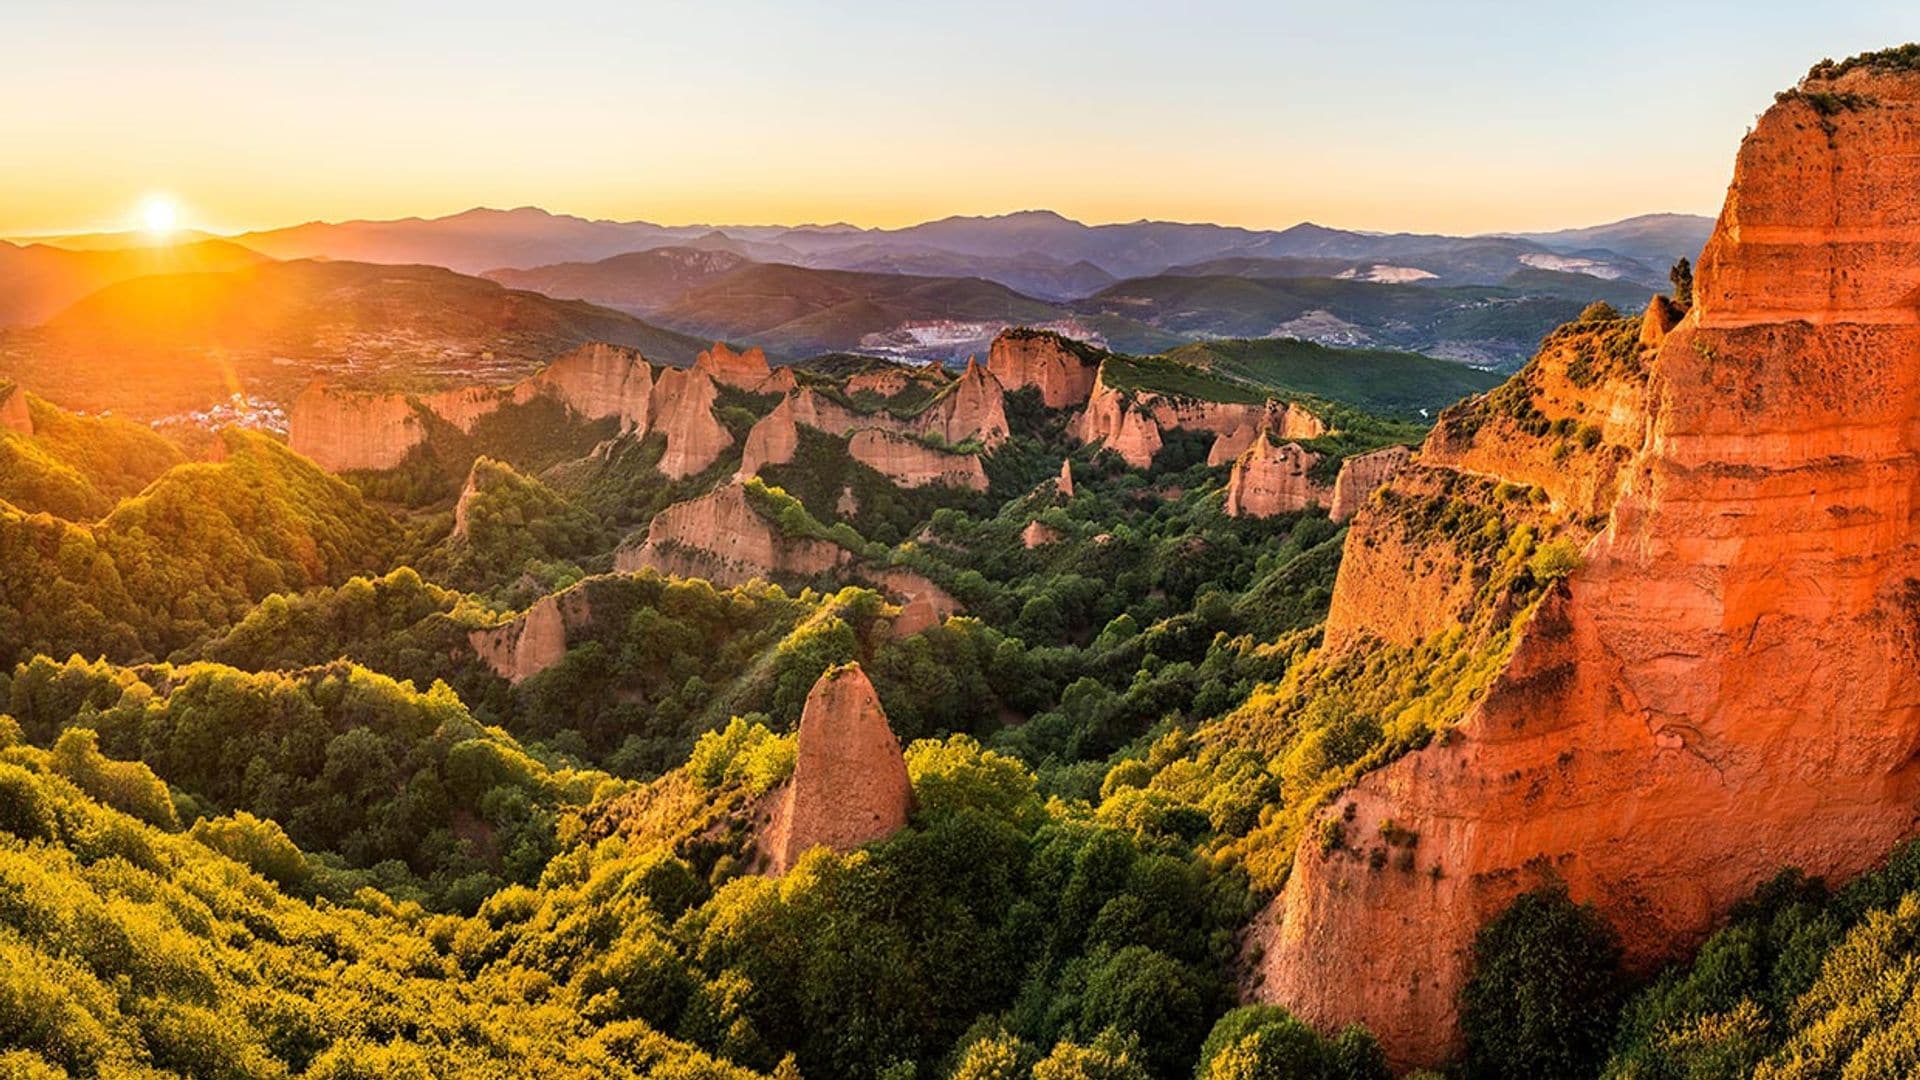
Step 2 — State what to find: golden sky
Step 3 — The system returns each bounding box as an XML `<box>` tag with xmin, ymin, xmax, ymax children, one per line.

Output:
<box><xmin>7</xmin><ymin>2</ymin><xmax>1920</xmax><ymax>239</ymax></box>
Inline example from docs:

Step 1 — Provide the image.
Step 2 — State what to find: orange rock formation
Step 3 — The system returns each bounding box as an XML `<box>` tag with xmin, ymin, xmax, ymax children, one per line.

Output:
<box><xmin>917</xmin><ymin>358</ymin><xmax>1010</xmax><ymax>446</ymax></box>
<box><xmin>289</xmin><ymin>384</ymin><xmax>429</xmax><ymax>472</ymax></box>
<box><xmin>614</xmin><ymin>483</ymin><xmax>850</xmax><ymax>587</ymax></box>
<box><xmin>1022</xmin><ymin>520</ymin><xmax>1064</xmax><ymax>548</ymax></box>
<box><xmin>737</xmin><ymin>395</ymin><xmax>800</xmax><ymax>479</ymax></box>
<box><xmin>1327</xmin><ymin>445</ymin><xmax>1411</xmax><ymax>523</ymax></box>
<box><xmin>986</xmin><ymin>330</ymin><xmax>1100</xmax><ymax>408</ymax></box>
<box><xmin>759</xmin><ymin>663</ymin><xmax>913</xmax><ymax>874</ymax></box>
<box><xmin>649</xmin><ymin>366</ymin><xmax>734</xmax><ymax>479</ymax></box>
<box><xmin>469</xmin><ymin>587</ymin><xmax>594</xmax><ymax>684</ymax></box>
<box><xmin>289</xmin><ymin>342</ymin><xmax>657</xmax><ymax>472</ymax></box>
<box><xmin>1256</xmin><ymin>60</ymin><xmax>1920</xmax><ymax>1068</ymax></box>
<box><xmin>1079</xmin><ymin>367</ymin><xmax>1328</xmax><ymax>471</ymax></box>
<box><xmin>693</xmin><ymin>341</ymin><xmax>773</xmax><ymax>391</ymax></box>
<box><xmin>847</xmin><ymin>429</ymin><xmax>989</xmax><ymax>491</ymax></box>
<box><xmin>1224</xmin><ymin>439</ymin><xmax>1327</xmax><ymax>517</ymax></box>
<box><xmin>1057</xmin><ymin>459</ymin><xmax>1074</xmax><ymax>498</ymax></box>
<box><xmin>532</xmin><ymin>342</ymin><xmax>653</xmax><ymax>433</ymax></box>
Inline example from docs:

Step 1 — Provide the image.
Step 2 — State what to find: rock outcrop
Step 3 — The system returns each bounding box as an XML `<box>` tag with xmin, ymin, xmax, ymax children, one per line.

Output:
<box><xmin>737</xmin><ymin>395</ymin><xmax>800</xmax><ymax>479</ymax></box>
<box><xmin>0</xmin><ymin>383</ymin><xmax>31</xmax><ymax>436</ymax></box>
<box><xmin>693</xmin><ymin>341</ymin><xmax>773</xmax><ymax>392</ymax></box>
<box><xmin>1224</xmin><ymin>439</ymin><xmax>1327</xmax><ymax>517</ymax></box>
<box><xmin>788</xmin><ymin>387</ymin><xmax>909</xmax><ymax>438</ymax></box>
<box><xmin>289</xmin><ymin>384</ymin><xmax>429</xmax><ymax>472</ymax></box>
<box><xmin>758</xmin><ymin>366</ymin><xmax>798</xmax><ymax>395</ymax></box>
<box><xmin>650</xmin><ymin>367</ymin><xmax>734</xmax><ymax>479</ymax></box>
<box><xmin>759</xmin><ymin>663</ymin><xmax>913</xmax><ymax>874</ymax></box>
<box><xmin>614</xmin><ymin>483</ymin><xmax>850</xmax><ymax>587</ymax></box>
<box><xmin>469</xmin><ymin>587</ymin><xmax>594</xmax><ymax>684</ymax></box>
<box><xmin>532</xmin><ymin>342</ymin><xmax>653</xmax><ymax>433</ymax></box>
<box><xmin>1078</xmin><ymin>367</ymin><xmax>1328</xmax><ymax>471</ymax></box>
<box><xmin>289</xmin><ymin>342</ymin><xmax>657</xmax><ymax>472</ymax></box>
<box><xmin>891</xmin><ymin>595</ymin><xmax>942</xmax><ymax>638</ymax></box>
<box><xmin>1057</xmin><ymin>459</ymin><xmax>1074</xmax><ymax>498</ymax></box>
<box><xmin>916</xmin><ymin>358</ymin><xmax>1010</xmax><ymax>446</ymax></box>
<box><xmin>987</xmin><ymin>329</ymin><xmax>1101</xmax><ymax>408</ymax></box>
<box><xmin>1209</xmin><ymin>404</ymin><xmax>1325</xmax><ymax>466</ymax></box>
<box><xmin>1022</xmin><ymin>520</ymin><xmax>1064</xmax><ymax>548</ymax></box>
<box><xmin>1327</xmin><ymin>445</ymin><xmax>1411</xmax><ymax>523</ymax></box>
<box><xmin>848</xmin><ymin>429</ymin><xmax>989</xmax><ymax>491</ymax></box>
<box><xmin>1257</xmin><ymin>59</ymin><xmax>1920</xmax><ymax>1068</ymax></box>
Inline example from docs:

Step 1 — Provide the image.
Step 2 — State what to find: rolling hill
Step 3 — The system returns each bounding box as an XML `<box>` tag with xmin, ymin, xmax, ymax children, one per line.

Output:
<box><xmin>652</xmin><ymin>262</ymin><xmax>1060</xmax><ymax>355</ymax></box>
<box><xmin>1071</xmin><ymin>272</ymin><xmax>1613</xmax><ymax>368</ymax></box>
<box><xmin>1</xmin><ymin>259</ymin><xmax>706</xmax><ymax>418</ymax></box>
<box><xmin>0</xmin><ymin>237</ymin><xmax>269</xmax><ymax>326</ymax></box>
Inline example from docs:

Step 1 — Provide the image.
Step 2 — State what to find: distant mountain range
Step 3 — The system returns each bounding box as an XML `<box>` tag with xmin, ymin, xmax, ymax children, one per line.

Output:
<box><xmin>0</xmin><ymin>206</ymin><xmax>1715</xmax><ymax>415</ymax></box>
<box><xmin>197</xmin><ymin>206</ymin><xmax>1710</xmax><ymax>299</ymax></box>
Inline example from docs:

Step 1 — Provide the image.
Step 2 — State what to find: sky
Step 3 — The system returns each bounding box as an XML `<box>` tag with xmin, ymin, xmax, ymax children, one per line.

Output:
<box><xmin>6</xmin><ymin>0</ymin><xmax>1920</xmax><ymax>238</ymax></box>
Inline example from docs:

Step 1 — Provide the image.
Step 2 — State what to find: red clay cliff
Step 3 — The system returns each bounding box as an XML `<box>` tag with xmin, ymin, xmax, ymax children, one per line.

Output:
<box><xmin>1255</xmin><ymin>61</ymin><xmax>1920</xmax><ymax>1067</ymax></box>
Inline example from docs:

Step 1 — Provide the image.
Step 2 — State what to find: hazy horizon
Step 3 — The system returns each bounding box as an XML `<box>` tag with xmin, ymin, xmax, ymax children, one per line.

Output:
<box><xmin>11</xmin><ymin>1</ymin><xmax>1920</xmax><ymax>239</ymax></box>
<box><xmin>0</xmin><ymin>202</ymin><xmax>1716</xmax><ymax>248</ymax></box>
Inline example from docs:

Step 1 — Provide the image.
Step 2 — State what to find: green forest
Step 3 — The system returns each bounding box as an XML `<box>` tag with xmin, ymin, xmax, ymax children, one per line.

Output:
<box><xmin>4</xmin><ymin>318</ymin><xmax>1919</xmax><ymax>1080</ymax></box>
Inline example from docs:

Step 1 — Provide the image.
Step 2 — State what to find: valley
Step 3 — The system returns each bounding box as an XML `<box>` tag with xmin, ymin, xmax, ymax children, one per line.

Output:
<box><xmin>10</xmin><ymin>29</ymin><xmax>1920</xmax><ymax>1080</ymax></box>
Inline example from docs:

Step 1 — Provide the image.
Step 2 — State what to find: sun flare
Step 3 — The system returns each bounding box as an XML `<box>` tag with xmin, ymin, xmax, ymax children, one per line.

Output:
<box><xmin>140</xmin><ymin>196</ymin><xmax>180</xmax><ymax>237</ymax></box>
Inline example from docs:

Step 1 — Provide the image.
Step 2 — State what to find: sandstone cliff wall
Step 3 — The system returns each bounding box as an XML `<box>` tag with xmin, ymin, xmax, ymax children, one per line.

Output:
<box><xmin>1258</xmin><ymin>65</ymin><xmax>1920</xmax><ymax>1067</ymax></box>
<box><xmin>650</xmin><ymin>367</ymin><xmax>734</xmax><ymax>480</ymax></box>
<box><xmin>469</xmin><ymin>587</ymin><xmax>595</xmax><ymax>684</ymax></box>
<box><xmin>614</xmin><ymin>483</ymin><xmax>851</xmax><ymax>587</ymax></box>
<box><xmin>987</xmin><ymin>331</ymin><xmax>1100</xmax><ymax>408</ymax></box>
<box><xmin>848</xmin><ymin>429</ymin><xmax>989</xmax><ymax>491</ymax></box>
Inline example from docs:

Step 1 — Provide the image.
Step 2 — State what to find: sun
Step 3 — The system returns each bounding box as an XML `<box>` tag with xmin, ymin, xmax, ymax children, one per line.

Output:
<box><xmin>140</xmin><ymin>196</ymin><xmax>180</xmax><ymax>238</ymax></box>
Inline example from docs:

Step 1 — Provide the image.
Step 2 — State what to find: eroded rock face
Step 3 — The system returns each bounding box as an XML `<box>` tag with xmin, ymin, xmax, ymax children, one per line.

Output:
<box><xmin>1022</xmin><ymin>520</ymin><xmax>1063</xmax><ymax>548</ymax></box>
<box><xmin>1080</xmin><ymin>368</ymin><xmax>1327</xmax><ymax>471</ymax></box>
<box><xmin>987</xmin><ymin>330</ymin><xmax>1100</xmax><ymax>408</ymax></box>
<box><xmin>917</xmin><ymin>358</ymin><xmax>1010</xmax><ymax>446</ymax></box>
<box><xmin>614</xmin><ymin>483</ymin><xmax>850</xmax><ymax>586</ymax></box>
<box><xmin>891</xmin><ymin>596</ymin><xmax>942</xmax><ymax>638</ymax></box>
<box><xmin>693</xmin><ymin>341</ymin><xmax>773</xmax><ymax>392</ymax></box>
<box><xmin>1328</xmin><ymin>445</ymin><xmax>1411</xmax><ymax>523</ymax></box>
<box><xmin>789</xmin><ymin>387</ymin><xmax>909</xmax><ymax>438</ymax></box>
<box><xmin>848</xmin><ymin>428</ymin><xmax>989</xmax><ymax>491</ymax></box>
<box><xmin>289</xmin><ymin>383</ymin><xmax>428</xmax><ymax>472</ymax></box>
<box><xmin>759</xmin><ymin>663</ymin><xmax>913</xmax><ymax>874</ymax></box>
<box><xmin>0</xmin><ymin>383</ymin><xmax>31</xmax><ymax>436</ymax></box>
<box><xmin>1210</xmin><ymin>403</ymin><xmax>1327</xmax><ymax>466</ymax></box>
<box><xmin>650</xmin><ymin>367</ymin><xmax>734</xmax><ymax>480</ymax></box>
<box><xmin>1057</xmin><ymin>459</ymin><xmax>1074</xmax><ymax>498</ymax></box>
<box><xmin>1224</xmin><ymin>439</ymin><xmax>1327</xmax><ymax>517</ymax></box>
<box><xmin>758</xmin><ymin>366</ymin><xmax>798</xmax><ymax>395</ymax></box>
<box><xmin>469</xmin><ymin>587</ymin><xmax>594</xmax><ymax>684</ymax></box>
<box><xmin>289</xmin><ymin>341</ymin><xmax>657</xmax><ymax>473</ymax></box>
<box><xmin>737</xmin><ymin>395</ymin><xmax>800</xmax><ymax>479</ymax></box>
<box><xmin>533</xmin><ymin>342</ymin><xmax>653</xmax><ymax>433</ymax></box>
<box><xmin>1258</xmin><ymin>64</ymin><xmax>1920</xmax><ymax>1067</ymax></box>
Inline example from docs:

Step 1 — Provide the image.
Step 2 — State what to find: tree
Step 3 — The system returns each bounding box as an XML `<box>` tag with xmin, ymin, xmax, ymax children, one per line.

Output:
<box><xmin>1670</xmin><ymin>257</ymin><xmax>1694</xmax><ymax>309</ymax></box>
<box><xmin>1461</xmin><ymin>884</ymin><xmax>1625</xmax><ymax>1080</ymax></box>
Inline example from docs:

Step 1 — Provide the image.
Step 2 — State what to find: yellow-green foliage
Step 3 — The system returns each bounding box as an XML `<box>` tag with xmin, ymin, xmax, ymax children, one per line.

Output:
<box><xmin>0</xmin><ymin>758</ymin><xmax>759</xmax><ymax>1078</ymax></box>
<box><xmin>687</xmin><ymin>718</ymin><xmax>796</xmax><ymax>796</ymax></box>
<box><xmin>48</xmin><ymin>727</ymin><xmax>178</xmax><ymax>829</ymax></box>
<box><xmin>0</xmin><ymin>430</ymin><xmax>396</xmax><ymax>666</ymax></box>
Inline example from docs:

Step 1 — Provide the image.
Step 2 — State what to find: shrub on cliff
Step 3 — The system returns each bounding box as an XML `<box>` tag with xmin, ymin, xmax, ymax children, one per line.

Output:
<box><xmin>1462</xmin><ymin>884</ymin><xmax>1625</xmax><ymax>1079</ymax></box>
<box><xmin>1195</xmin><ymin>1005</ymin><xmax>1389</xmax><ymax>1080</ymax></box>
